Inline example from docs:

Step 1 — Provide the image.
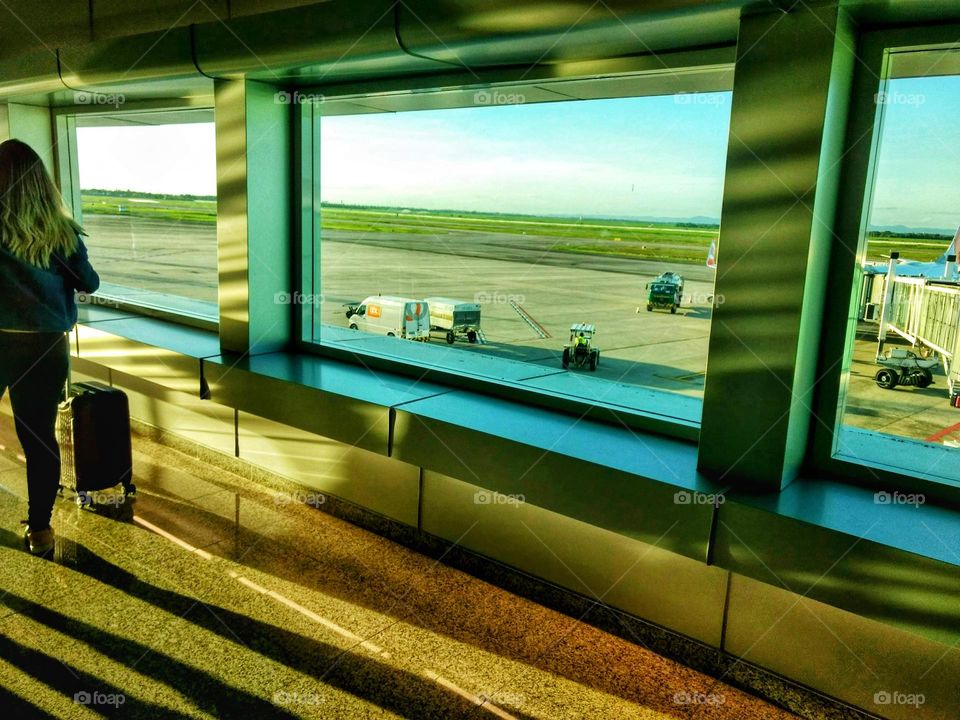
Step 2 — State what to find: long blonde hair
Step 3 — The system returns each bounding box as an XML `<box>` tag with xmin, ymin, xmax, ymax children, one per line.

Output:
<box><xmin>0</xmin><ymin>139</ymin><xmax>82</xmax><ymax>268</ymax></box>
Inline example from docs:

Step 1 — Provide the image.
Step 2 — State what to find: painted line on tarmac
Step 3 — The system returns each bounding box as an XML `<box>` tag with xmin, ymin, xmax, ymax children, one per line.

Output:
<box><xmin>925</xmin><ymin>421</ymin><xmax>960</xmax><ymax>443</ymax></box>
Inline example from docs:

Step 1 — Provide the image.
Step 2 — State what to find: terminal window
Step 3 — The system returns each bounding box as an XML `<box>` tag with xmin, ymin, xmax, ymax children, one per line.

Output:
<box><xmin>312</xmin><ymin>91</ymin><xmax>731</xmax><ymax>418</ymax></box>
<box><xmin>837</xmin><ymin>59</ymin><xmax>960</xmax><ymax>485</ymax></box>
<box><xmin>74</xmin><ymin>109</ymin><xmax>218</xmax><ymax>320</ymax></box>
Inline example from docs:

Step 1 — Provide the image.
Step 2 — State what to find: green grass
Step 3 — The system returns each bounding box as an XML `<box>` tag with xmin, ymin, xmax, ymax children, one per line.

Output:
<box><xmin>320</xmin><ymin>206</ymin><xmax>717</xmax><ymax>245</ymax></box>
<box><xmin>552</xmin><ymin>244</ymin><xmax>709</xmax><ymax>263</ymax></box>
<box><xmin>865</xmin><ymin>236</ymin><xmax>947</xmax><ymax>263</ymax></box>
<box><xmin>81</xmin><ymin>193</ymin><xmax>216</xmax><ymax>224</ymax></box>
<box><xmin>80</xmin><ymin>194</ymin><xmax>949</xmax><ymax>266</ymax></box>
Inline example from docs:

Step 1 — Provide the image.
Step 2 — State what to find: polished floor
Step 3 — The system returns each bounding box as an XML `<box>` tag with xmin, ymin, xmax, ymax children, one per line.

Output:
<box><xmin>0</xmin><ymin>415</ymin><xmax>796</xmax><ymax>719</ymax></box>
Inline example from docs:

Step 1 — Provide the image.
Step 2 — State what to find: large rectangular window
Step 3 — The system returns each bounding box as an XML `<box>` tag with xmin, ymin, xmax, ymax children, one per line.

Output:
<box><xmin>836</xmin><ymin>48</ymin><xmax>960</xmax><ymax>485</ymax></box>
<box><xmin>309</xmin><ymin>87</ymin><xmax>731</xmax><ymax>423</ymax></box>
<box><xmin>73</xmin><ymin>108</ymin><xmax>218</xmax><ymax>321</ymax></box>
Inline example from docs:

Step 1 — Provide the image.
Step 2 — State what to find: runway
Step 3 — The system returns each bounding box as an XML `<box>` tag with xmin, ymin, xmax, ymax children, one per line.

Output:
<box><xmin>81</xmin><ymin>215</ymin><xmax>960</xmax><ymax>441</ymax></box>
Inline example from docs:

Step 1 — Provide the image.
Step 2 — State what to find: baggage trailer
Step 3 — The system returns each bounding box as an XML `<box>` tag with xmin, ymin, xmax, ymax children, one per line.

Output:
<box><xmin>873</xmin><ymin>348</ymin><xmax>938</xmax><ymax>390</ymax></box>
<box><xmin>423</xmin><ymin>297</ymin><xmax>481</xmax><ymax>344</ymax></box>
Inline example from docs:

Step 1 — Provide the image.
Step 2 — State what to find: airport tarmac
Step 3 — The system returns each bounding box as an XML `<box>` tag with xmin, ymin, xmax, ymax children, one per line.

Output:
<box><xmin>83</xmin><ymin>215</ymin><xmax>218</xmax><ymax>305</ymax></box>
<box><xmin>82</xmin><ymin>215</ymin><xmax>960</xmax><ymax>444</ymax></box>
<box><xmin>319</xmin><ymin>237</ymin><xmax>715</xmax><ymax>400</ymax></box>
<box><xmin>840</xmin><ymin>328</ymin><xmax>960</xmax><ymax>446</ymax></box>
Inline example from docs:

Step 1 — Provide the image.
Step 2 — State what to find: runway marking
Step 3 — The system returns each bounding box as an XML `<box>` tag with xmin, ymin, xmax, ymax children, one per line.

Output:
<box><xmin>925</xmin><ymin>421</ymin><xmax>960</xmax><ymax>443</ymax></box>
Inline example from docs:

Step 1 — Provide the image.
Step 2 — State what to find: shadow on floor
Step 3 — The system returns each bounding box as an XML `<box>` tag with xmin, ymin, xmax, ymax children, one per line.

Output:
<box><xmin>0</xmin><ymin>528</ymin><xmax>538</xmax><ymax>720</ymax></box>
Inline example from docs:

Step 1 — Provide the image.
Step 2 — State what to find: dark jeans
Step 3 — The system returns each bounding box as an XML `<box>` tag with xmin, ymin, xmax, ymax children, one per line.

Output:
<box><xmin>0</xmin><ymin>331</ymin><xmax>68</xmax><ymax>530</ymax></box>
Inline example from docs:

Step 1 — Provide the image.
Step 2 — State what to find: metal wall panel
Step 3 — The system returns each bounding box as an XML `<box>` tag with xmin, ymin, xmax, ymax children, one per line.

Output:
<box><xmin>713</xmin><ymin>495</ymin><xmax>960</xmax><ymax>648</ymax></box>
<box><xmin>393</xmin><ymin>394</ymin><xmax>717</xmax><ymax>562</ymax></box>
<box><xmin>238</xmin><ymin>410</ymin><xmax>420</xmax><ymax>527</ymax></box>
<box><xmin>420</xmin><ymin>469</ymin><xmax>728</xmax><ymax>646</ymax></box>
<box><xmin>74</xmin><ymin>322</ymin><xmax>213</xmax><ymax>396</ymax></box>
<box><xmin>116</xmin><ymin>373</ymin><xmax>237</xmax><ymax>456</ymax></box>
<box><xmin>724</xmin><ymin>573</ymin><xmax>960</xmax><ymax>720</ymax></box>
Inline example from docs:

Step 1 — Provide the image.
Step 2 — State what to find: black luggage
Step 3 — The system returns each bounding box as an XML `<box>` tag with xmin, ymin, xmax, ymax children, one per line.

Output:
<box><xmin>57</xmin><ymin>381</ymin><xmax>136</xmax><ymax>506</ymax></box>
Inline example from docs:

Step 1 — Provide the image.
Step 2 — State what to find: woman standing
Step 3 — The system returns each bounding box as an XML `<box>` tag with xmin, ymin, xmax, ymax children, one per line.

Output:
<box><xmin>0</xmin><ymin>139</ymin><xmax>99</xmax><ymax>555</ymax></box>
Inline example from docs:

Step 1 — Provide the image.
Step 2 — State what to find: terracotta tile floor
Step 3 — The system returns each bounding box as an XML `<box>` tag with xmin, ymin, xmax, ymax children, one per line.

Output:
<box><xmin>0</xmin><ymin>413</ymin><xmax>797</xmax><ymax>719</ymax></box>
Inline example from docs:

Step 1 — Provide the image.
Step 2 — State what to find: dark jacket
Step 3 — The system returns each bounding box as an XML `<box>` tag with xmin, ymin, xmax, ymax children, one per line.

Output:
<box><xmin>0</xmin><ymin>235</ymin><xmax>100</xmax><ymax>332</ymax></box>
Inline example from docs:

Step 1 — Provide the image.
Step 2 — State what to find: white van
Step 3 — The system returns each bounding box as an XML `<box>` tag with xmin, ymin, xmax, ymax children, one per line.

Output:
<box><xmin>346</xmin><ymin>296</ymin><xmax>430</xmax><ymax>340</ymax></box>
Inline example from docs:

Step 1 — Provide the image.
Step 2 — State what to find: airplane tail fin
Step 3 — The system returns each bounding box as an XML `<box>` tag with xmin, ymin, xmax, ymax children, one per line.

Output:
<box><xmin>706</xmin><ymin>237</ymin><xmax>717</xmax><ymax>269</ymax></box>
<box><xmin>935</xmin><ymin>224</ymin><xmax>960</xmax><ymax>264</ymax></box>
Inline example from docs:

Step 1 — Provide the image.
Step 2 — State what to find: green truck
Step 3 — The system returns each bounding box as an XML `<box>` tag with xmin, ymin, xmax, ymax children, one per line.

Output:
<box><xmin>645</xmin><ymin>271</ymin><xmax>684</xmax><ymax>313</ymax></box>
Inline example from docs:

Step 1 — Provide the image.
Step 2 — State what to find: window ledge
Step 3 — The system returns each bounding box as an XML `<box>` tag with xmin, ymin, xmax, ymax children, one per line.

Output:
<box><xmin>314</xmin><ymin>331</ymin><xmax>702</xmax><ymax>441</ymax></box>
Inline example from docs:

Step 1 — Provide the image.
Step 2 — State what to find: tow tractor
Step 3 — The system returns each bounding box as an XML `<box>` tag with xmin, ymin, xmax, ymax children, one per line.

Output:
<box><xmin>562</xmin><ymin>323</ymin><xmax>600</xmax><ymax>371</ymax></box>
<box><xmin>874</xmin><ymin>348</ymin><xmax>938</xmax><ymax>390</ymax></box>
<box><xmin>645</xmin><ymin>271</ymin><xmax>684</xmax><ymax>313</ymax></box>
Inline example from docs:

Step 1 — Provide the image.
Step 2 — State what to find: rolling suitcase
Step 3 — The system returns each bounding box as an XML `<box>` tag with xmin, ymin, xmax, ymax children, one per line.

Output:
<box><xmin>57</xmin><ymin>380</ymin><xmax>136</xmax><ymax>506</ymax></box>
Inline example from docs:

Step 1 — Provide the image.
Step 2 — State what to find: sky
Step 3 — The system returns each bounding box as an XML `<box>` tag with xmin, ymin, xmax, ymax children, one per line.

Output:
<box><xmin>868</xmin><ymin>75</ymin><xmax>960</xmax><ymax>232</ymax></box>
<box><xmin>77</xmin><ymin>122</ymin><xmax>217</xmax><ymax>197</ymax></box>
<box><xmin>319</xmin><ymin>94</ymin><xmax>732</xmax><ymax>221</ymax></box>
<box><xmin>75</xmin><ymin>77</ymin><xmax>960</xmax><ymax>230</ymax></box>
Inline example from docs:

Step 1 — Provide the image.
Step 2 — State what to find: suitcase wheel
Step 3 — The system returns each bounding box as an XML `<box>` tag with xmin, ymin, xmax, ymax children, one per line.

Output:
<box><xmin>124</xmin><ymin>483</ymin><xmax>137</xmax><ymax>497</ymax></box>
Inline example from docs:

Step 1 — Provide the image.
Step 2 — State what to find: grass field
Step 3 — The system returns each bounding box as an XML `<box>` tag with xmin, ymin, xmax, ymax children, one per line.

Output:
<box><xmin>80</xmin><ymin>193</ymin><xmax>950</xmax><ymax>265</ymax></box>
<box><xmin>82</xmin><ymin>193</ymin><xmax>217</xmax><ymax>224</ymax></box>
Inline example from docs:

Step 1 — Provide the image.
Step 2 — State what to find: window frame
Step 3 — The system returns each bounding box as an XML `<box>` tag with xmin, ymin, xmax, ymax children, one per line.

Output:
<box><xmin>291</xmin><ymin>59</ymin><xmax>736</xmax><ymax>441</ymax></box>
<box><xmin>811</xmin><ymin>22</ymin><xmax>960</xmax><ymax>505</ymax></box>
<box><xmin>53</xmin><ymin>100</ymin><xmax>219</xmax><ymax>330</ymax></box>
